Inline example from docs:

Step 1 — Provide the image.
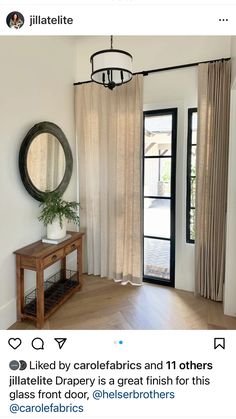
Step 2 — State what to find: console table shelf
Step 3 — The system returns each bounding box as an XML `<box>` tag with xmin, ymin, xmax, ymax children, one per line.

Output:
<box><xmin>14</xmin><ymin>231</ymin><xmax>84</xmax><ymax>328</ymax></box>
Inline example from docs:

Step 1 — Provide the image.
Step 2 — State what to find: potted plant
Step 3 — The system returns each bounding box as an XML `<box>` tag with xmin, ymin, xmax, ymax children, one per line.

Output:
<box><xmin>38</xmin><ymin>191</ymin><xmax>80</xmax><ymax>240</ymax></box>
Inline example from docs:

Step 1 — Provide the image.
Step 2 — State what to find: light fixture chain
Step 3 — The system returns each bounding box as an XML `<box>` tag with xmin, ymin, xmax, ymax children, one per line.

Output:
<box><xmin>111</xmin><ymin>35</ymin><xmax>113</xmax><ymax>49</ymax></box>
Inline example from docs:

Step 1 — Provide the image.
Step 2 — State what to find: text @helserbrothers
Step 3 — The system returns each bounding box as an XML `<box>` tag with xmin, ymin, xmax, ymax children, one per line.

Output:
<box><xmin>7</xmin><ymin>359</ymin><xmax>214</xmax><ymax>414</ymax></box>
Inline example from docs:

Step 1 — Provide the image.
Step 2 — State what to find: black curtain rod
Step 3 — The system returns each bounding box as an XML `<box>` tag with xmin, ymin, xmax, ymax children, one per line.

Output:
<box><xmin>73</xmin><ymin>57</ymin><xmax>230</xmax><ymax>86</ymax></box>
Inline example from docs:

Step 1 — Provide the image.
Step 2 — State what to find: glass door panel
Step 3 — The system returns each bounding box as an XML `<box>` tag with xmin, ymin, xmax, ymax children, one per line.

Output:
<box><xmin>144</xmin><ymin>158</ymin><xmax>171</xmax><ymax>197</ymax></box>
<box><xmin>143</xmin><ymin>109</ymin><xmax>177</xmax><ymax>287</ymax></box>
<box><xmin>144</xmin><ymin>238</ymin><xmax>170</xmax><ymax>279</ymax></box>
<box><xmin>144</xmin><ymin>198</ymin><xmax>170</xmax><ymax>238</ymax></box>
<box><xmin>144</xmin><ymin>114</ymin><xmax>172</xmax><ymax>156</ymax></box>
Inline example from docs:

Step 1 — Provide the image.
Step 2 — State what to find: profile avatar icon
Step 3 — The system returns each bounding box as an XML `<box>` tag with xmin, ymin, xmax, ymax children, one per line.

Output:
<box><xmin>6</xmin><ymin>11</ymin><xmax>24</xmax><ymax>29</ymax></box>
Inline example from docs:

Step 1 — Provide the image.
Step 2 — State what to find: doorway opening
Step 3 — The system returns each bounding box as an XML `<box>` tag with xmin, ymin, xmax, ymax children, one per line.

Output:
<box><xmin>143</xmin><ymin>108</ymin><xmax>177</xmax><ymax>287</ymax></box>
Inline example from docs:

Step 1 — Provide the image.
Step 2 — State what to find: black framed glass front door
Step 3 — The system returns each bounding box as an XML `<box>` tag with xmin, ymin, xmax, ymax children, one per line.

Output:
<box><xmin>143</xmin><ymin>108</ymin><xmax>177</xmax><ymax>287</ymax></box>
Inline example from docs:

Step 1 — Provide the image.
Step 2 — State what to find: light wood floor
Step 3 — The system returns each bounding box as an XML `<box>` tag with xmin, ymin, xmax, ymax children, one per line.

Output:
<box><xmin>9</xmin><ymin>275</ymin><xmax>236</xmax><ymax>330</ymax></box>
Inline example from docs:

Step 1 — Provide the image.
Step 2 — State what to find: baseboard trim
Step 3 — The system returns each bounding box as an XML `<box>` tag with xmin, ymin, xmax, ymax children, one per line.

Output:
<box><xmin>0</xmin><ymin>299</ymin><xmax>16</xmax><ymax>329</ymax></box>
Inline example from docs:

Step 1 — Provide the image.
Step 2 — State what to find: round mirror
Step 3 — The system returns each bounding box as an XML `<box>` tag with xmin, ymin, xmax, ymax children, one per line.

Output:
<box><xmin>19</xmin><ymin>122</ymin><xmax>73</xmax><ymax>201</ymax></box>
<box><xmin>27</xmin><ymin>133</ymin><xmax>66</xmax><ymax>192</ymax></box>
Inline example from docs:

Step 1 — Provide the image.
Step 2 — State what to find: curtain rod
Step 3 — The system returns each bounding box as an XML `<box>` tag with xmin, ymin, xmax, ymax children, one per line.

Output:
<box><xmin>73</xmin><ymin>57</ymin><xmax>230</xmax><ymax>86</ymax></box>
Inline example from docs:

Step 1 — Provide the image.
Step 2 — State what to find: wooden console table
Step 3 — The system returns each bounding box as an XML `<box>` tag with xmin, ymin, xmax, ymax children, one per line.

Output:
<box><xmin>14</xmin><ymin>231</ymin><xmax>84</xmax><ymax>329</ymax></box>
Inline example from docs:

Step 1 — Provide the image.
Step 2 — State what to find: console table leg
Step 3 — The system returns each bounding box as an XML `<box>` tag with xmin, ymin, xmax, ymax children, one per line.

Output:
<box><xmin>78</xmin><ymin>244</ymin><xmax>82</xmax><ymax>275</ymax></box>
<box><xmin>16</xmin><ymin>255</ymin><xmax>24</xmax><ymax>321</ymax></box>
<box><xmin>61</xmin><ymin>257</ymin><xmax>66</xmax><ymax>280</ymax></box>
<box><xmin>77</xmin><ymin>243</ymin><xmax>83</xmax><ymax>287</ymax></box>
<box><xmin>36</xmin><ymin>269</ymin><xmax>44</xmax><ymax>329</ymax></box>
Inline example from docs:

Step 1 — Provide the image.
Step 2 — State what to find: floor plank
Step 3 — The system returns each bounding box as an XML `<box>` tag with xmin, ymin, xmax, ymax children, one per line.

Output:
<box><xmin>9</xmin><ymin>275</ymin><xmax>236</xmax><ymax>330</ymax></box>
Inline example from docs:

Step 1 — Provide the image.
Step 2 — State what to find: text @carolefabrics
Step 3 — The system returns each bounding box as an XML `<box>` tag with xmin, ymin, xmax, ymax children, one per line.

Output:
<box><xmin>8</xmin><ymin>359</ymin><xmax>214</xmax><ymax>414</ymax></box>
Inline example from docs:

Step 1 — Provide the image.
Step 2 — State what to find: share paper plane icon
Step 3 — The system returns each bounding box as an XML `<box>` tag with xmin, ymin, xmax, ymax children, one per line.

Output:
<box><xmin>54</xmin><ymin>338</ymin><xmax>67</xmax><ymax>349</ymax></box>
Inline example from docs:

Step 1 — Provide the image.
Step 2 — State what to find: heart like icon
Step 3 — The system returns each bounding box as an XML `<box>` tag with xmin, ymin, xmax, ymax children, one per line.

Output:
<box><xmin>8</xmin><ymin>338</ymin><xmax>22</xmax><ymax>350</ymax></box>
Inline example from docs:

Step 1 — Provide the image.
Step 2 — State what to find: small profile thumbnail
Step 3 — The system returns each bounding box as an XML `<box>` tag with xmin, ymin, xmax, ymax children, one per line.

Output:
<box><xmin>6</xmin><ymin>11</ymin><xmax>24</xmax><ymax>29</ymax></box>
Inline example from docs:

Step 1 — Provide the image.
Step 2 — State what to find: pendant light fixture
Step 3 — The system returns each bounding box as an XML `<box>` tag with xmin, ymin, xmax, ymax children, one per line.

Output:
<box><xmin>90</xmin><ymin>36</ymin><xmax>133</xmax><ymax>90</ymax></box>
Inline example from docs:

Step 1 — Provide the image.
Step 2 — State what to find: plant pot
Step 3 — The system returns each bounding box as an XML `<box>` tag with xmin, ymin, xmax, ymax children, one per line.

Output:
<box><xmin>47</xmin><ymin>218</ymin><xmax>66</xmax><ymax>240</ymax></box>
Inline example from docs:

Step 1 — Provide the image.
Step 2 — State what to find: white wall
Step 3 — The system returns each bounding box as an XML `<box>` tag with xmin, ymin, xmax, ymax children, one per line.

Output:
<box><xmin>0</xmin><ymin>37</ymin><xmax>76</xmax><ymax>329</ymax></box>
<box><xmin>224</xmin><ymin>36</ymin><xmax>236</xmax><ymax>317</ymax></box>
<box><xmin>76</xmin><ymin>36</ymin><xmax>231</xmax><ymax>292</ymax></box>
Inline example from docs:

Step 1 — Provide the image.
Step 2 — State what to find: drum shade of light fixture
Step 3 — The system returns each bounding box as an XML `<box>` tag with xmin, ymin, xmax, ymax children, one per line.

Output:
<box><xmin>90</xmin><ymin>36</ymin><xmax>133</xmax><ymax>90</ymax></box>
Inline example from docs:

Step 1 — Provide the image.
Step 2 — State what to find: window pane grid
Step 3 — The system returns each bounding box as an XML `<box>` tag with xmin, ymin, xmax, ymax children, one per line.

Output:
<box><xmin>144</xmin><ymin>235</ymin><xmax>171</xmax><ymax>241</ymax></box>
<box><xmin>144</xmin><ymin>155</ymin><xmax>172</xmax><ymax>158</ymax></box>
<box><xmin>186</xmin><ymin>108</ymin><xmax>197</xmax><ymax>243</ymax></box>
<box><xmin>144</xmin><ymin>196</ymin><xmax>171</xmax><ymax>200</ymax></box>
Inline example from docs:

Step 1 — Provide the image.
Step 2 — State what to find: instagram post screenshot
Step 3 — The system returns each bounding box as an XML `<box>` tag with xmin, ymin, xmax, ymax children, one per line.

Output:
<box><xmin>0</xmin><ymin>1</ymin><xmax>236</xmax><ymax>418</ymax></box>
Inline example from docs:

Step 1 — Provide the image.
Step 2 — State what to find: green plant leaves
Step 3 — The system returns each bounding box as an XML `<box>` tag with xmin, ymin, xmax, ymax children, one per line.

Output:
<box><xmin>38</xmin><ymin>192</ymin><xmax>80</xmax><ymax>227</ymax></box>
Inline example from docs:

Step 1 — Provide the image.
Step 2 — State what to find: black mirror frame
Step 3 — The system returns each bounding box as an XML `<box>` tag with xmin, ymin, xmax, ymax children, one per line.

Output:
<box><xmin>19</xmin><ymin>121</ymin><xmax>73</xmax><ymax>202</ymax></box>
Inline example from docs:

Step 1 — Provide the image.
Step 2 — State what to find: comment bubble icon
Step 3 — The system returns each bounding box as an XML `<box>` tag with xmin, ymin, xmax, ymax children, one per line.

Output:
<box><xmin>31</xmin><ymin>337</ymin><xmax>44</xmax><ymax>350</ymax></box>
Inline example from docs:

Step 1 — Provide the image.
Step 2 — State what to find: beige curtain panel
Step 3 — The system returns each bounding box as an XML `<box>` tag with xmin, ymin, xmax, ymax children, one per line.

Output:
<box><xmin>195</xmin><ymin>60</ymin><xmax>231</xmax><ymax>301</ymax></box>
<box><xmin>75</xmin><ymin>75</ymin><xmax>143</xmax><ymax>285</ymax></box>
